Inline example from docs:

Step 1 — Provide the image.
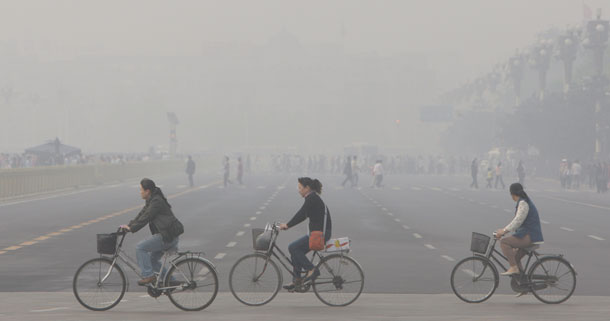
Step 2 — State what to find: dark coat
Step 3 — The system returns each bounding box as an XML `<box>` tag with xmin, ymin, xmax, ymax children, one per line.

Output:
<box><xmin>128</xmin><ymin>188</ymin><xmax>183</xmax><ymax>243</ymax></box>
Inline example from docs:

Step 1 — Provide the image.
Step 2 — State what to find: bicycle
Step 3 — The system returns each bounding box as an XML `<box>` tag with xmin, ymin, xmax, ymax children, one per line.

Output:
<box><xmin>450</xmin><ymin>232</ymin><xmax>577</xmax><ymax>304</ymax></box>
<box><xmin>229</xmin><ymin>222</ymin><xmax>364</xmax><ymax>307</ymax></box>
<box><xmin>73</xmin><ymin>229</ymin><xmax>219</xmax><ymax>311</ymax></box>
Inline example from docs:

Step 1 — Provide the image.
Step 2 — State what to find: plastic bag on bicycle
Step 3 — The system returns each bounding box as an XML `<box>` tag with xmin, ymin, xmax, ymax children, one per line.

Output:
<box><xmin>325</xmin><ymin>237</ymin><xmax>350</xmax><ymax>252</ymax></box>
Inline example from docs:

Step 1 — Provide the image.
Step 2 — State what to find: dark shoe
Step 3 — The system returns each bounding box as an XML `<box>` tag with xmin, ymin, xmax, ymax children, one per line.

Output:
<box><xmin>303</xmin><ymin>269</ymin><xmax>320</xmax><ymax>283</ymax></box>
<box><xmin>138</xmin><ymin>276</ymin><xmax>156</xmax><ymax>286</ymax></box>
<box><xmin>283</xmin><ymin>283</ymin><xmax>296</xmax><ymax>291</ymax></box>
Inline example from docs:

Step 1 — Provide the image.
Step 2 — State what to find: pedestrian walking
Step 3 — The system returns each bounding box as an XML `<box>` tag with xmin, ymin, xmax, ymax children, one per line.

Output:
<box><xmin>494</xmin><ymin>162</ymin><xmax>505</xmax><ymax>189</ymax></box>
<box><xmin>486</xmin><ymin>167</ymin><xmax>493</xmax><ymax>189</ymax></box>
<box><xmin>470</xmin><ymin>158</ymin><xmax>479</xmax><ymax>189</ymax></box>
<box><xmin>237</xmin><ymin>157</ymin><xmax>244</xmax><ymax>185</ymax></box>
<box><xmin>223</xmin><ymin>156</ymin><xmax>232</xmax><ymax>188</ymax></box>
<box><xmin>351</xmin><ymin>156</ymin><xmax>359</xmax><ymax>187</ymax></box>
<box><xmin>517</xmin><ymin>160</ymin><xmax>526</xmax><ymax>186</ymax></box>
<box><xmin>185</xmin><ymin>155</ymin><xmax>196</xmax><ymax>188</ymax></box>
<box><xmin>571</xmin><ymin>160</ymin><xmax>582</xmax><ymax>189</ymax></box>
<box><xmin>372</xmin><ymin>160</ymin><xmax>384</xmax><ymax>188</ymax></box>
<box><xmin>341</xmin><ymin>156</ymin><xmax>353</xmax><ymax>187</ymax></box>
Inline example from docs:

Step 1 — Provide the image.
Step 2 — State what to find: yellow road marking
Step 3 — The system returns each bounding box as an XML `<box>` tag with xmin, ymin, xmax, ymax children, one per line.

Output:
<box><xmin>3</xmin><ymin>180</ymin><xmax>222</xmax><ymax>254</ymax></box>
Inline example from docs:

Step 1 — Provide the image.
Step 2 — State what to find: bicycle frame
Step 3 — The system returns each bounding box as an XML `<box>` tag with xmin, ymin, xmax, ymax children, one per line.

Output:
<box><xmin>257</xmin><ymin>224</ymin><xmax>344</xmax><ymax>282</ymax></box>
<box><xmin>101</xmin><ymin>232</ymin><xmax>207</xmax><ymax>292</ymax></box>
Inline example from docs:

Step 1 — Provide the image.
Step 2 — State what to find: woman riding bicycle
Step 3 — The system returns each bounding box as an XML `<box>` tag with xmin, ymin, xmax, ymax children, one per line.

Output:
<box><xmin>119</xmin><ymin>178</ymin><xmax>184</xmax><ymax>286</ymax></box>
<box><xmin>279</xmin><ymin>177</ymin><xmax>332</xmax><ymax>291</ymax></box>
<box><xmin>495</xmin><ymin>183</ymin><xmax>544</xmax><ymax>277</ymax></box>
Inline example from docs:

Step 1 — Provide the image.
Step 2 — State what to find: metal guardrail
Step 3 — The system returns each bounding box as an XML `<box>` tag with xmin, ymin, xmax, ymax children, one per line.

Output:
<box><xmin>0</xmin><ymin>158</ymin><xmax>209</xmax><ymax>200</ymax></box>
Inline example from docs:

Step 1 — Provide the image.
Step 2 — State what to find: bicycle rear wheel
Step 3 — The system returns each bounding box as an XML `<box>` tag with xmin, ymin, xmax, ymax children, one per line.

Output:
<box><xmin>73</xmin><ymin>257</ymin><xmax>126</xmax><ymax>311</ymax></box>
<box><xmin>229</xmin><ymin>253</ymin><xmax>282</xmax><ymax>306</ymax></box>
<box><xmin>312</xmin><ymin>254</ymin><xmax>364</xmax><ymax>307</ymax></box>
<box><xmin>450</xmin><ymin>256</ymin><xmax>498</xmax><ymax>303</ymax></box>
<box><xmin>165</xmin><ymin>257</ymin><xmax>219</xmax><ymax>311</ymax></box>
<box><xmin>529</xmin><ymin>256</ymin><xmax>576</xmax><ymax>304</ymax></box>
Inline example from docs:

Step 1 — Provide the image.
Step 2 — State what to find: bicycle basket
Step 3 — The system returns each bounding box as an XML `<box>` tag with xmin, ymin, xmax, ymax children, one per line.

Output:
<box><xmin>470</xmin><ymin>232</ymin><xmax>490</xmax><ymax>254</ymax></box>
<box><xmin>252</xmin><ymin>228</ymin><xmax>272</xmax><ymax>251</ymax></box>
<box><xmin>97</xmin><ymin>233</ymin><xmax>118</xmax><ymax>255</ymax></box>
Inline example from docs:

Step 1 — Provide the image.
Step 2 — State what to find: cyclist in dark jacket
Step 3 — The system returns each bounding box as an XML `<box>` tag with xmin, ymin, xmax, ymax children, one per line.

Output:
<box><xmin>120</xmin><ymin>178</ymin><xmax>184</xmax><ymax>286</ymax></box>
<box><xmin>279</xmin><ymin>177</ymin><xmax>332</xmax><ymax>291</ymax></box>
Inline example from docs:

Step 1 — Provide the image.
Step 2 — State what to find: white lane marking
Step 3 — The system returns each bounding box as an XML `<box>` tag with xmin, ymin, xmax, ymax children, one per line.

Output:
<box><xmin>491</xmin><ymin>205</ymin><xmax>498</xmax><ymax>209</ymax></box>
<box><xmin>411</xmin><ymin>187</ymin><xmax>422</xmax><ymax>191</ymax></box>
<box><xmin>259</xmin><ymin>206</ymin><xmax>266</xmax><ymax>210</ymax></box>
<box><xmin>541</xmin><ymin>195</ymin><xmax>610</xmax><ymax>211</ymax></box>
<box><xmin>139</xmin><ymin>295</ymin><xmax>150</xmax><ymax>298</ymax></box>
<box><xmin>244</xmin><ymin>223</ymin><xmax>251</xmax><ymax>227</ymax></box>
<box><xmin>387</xmin><ymin>212</ymin><xmax>394</xmax><ymax>216</ymax></box>
<box><xmin>462</xmin><ymin>269</ymin><xmax>476</xmax><ymax>277</ymax></box>
<box><xmin>424</xmin><ymin>244</ymin><xmax>436</xmax><ymax>250</ymax></box>
<box><xmin>479</xmin><ymin>202</ymin><xmax>487</xmax><ymax>206</ymax></box>
<box><xmin>588</xmin><ymin>235</ymin><xmax>605</xmax><ymax>241</ymax></box>
<box><xmin>250</xmin><ymin>217</ymin><xmax>257</xmax><ymax>221</ymax></box>
<box><xmin>402</xmin><ymin>225</ymin><xmax>410</xmax><ymax>230</ymax></box>
<box><xmin>468</xmin><ymin>199</ymin><xmax>475</xmax><ymax>203</ymax></box>
<box><xmin>226</xmin><ymin>242</ymin><xmax>237</xmax><ymax>248</ymax></box>
<box><xmin>392</xmin><ymin>187</ymin><xmax>401</xmax><ymax>190</ymax></box>
<box><xmin>236</xmin><ymin>231</ymin><xmax>245</xmax><ymax>237</ymax></box>
<box><xmin>214</xmin><ymin>253</ymin><xmax>226</xmax><ymax>259</ymax></box>
<box><xmin>381</xmin><ymin>207</ymin><xmax>388</xmax><ymax>211</ymax></box>
<box><xmin>428</xmin><ymin>187</ymin><xmax>442</xmax><ymax>191</ymax></box>
<box><xmin>394</xmin><ymin>218</ymin><xmax>401</xmax><ymax>222</ymax></box>
<box><xmin>541</xmin><ymin>220</ymin><xmax>550</xmax><ymax>225</ymax></box>
<box><xmin>30</xmin><ymin>307</ymin><xmax>70</xmax><ymax>313</ymax></box>
<box><xmin>413</xmin><ymin>233</ymin><xmax>422</xmax><ymax>239</ymax></box>
<box><xmin>256</xmin><ymin>211</ymin><xmax>262</xmax><ymax>215</ymax></box>
<box><xmin>441</xmin><ymin>255</ymin><xmax>456</xmax><ymax>262</ymax></box>
<box><xmin>560</xmin><ymin>227</ymin><xmax>574</xmax><ymax>232</ymax></box>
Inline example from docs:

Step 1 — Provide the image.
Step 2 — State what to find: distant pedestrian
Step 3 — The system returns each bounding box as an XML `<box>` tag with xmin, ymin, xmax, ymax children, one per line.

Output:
<box><xmin>517</xmin><ymin>161</ymin><xmax>526</xmax><ymax>186</ymax></box>
<box><xmin>495</xmin><ymin>162</ymin><xmax>505</xmax><ymax>189</ymax></box>
<box><xmin>486</xmin><ymin>167</ymin><xmax>493</xmax><ymax>189</ymax></box>
<box><xmin>571</xmin><ymin>160</ymin><xmax>582</xmax><ymax>189</ymax></box>
<box><xmin>341</xmin><ymin>156</ymin><xmax>353</xmax><ymax>187</ymax></box>
<box><xmin>372</xmin><ymin>160</ymin><xmax>384</xmax><ymax>188</ymax></box>
<box><xmin>223</xmin><ymin>156</ymin><xmax>232</xmax><ymax>188</ymax></box>
<box><xmin>237</xmin><ymin>157</ymin><xmax>244</xmax><ymax>185</ymax></box>
<box><xmin>351</xmin><ymin>156</ymin><xmax>359</xmax><ymax>187</ymax></box>
<box><xmin>185</xmin><ymin>155</ymin><xmax>196</xmax><ymax>188</ymax></box>
<box><xmin>470</xmin><ymin>158</ymin><xmax>479</xmax><ymax>189</ymax></box>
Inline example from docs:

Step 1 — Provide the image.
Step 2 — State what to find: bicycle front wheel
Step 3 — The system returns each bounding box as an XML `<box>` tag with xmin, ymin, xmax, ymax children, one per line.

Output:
<box><xmin>229</xmin><ymin>253</ymin><xmax>282</xmax><ymax>306</ymax></box>
<box><xmin>73</xmin><ymin>257</ymin><xmax>126</xmax><ymax>311</ymax></box>
<box><xmin>165</xmin><ymin>257</ymin><xmax>219</xmax><ymax>311</ymax></box>
<box><xmin>529</xmin><ymin>256</ymin><xmax>576</xmax><ymax>304</ymax></box>
<box><xmin>313</xmin><ymin>254</ymin><xmax>364</xmax><ymax>307</ymax></box>
<box><xmin>450</xmin><ymin>256</ymin><xmax>498</xmax><ymax>303</ymax></box>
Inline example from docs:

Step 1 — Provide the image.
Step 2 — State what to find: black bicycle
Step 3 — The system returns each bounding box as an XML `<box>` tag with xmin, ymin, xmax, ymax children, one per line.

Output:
<box><xmin>229</xmin><ymin>223</ymin><xmax>364</xmax><ymax>307</ymax></box>
<box><xmin>450</xmin><ymin>232</ymin><xmax>576</xmax><ymax>304</ymax></box>
<box><xmin>73</xmin><ymin>230</ymin><xmax>219</xmax><ymax>311</ymax></box>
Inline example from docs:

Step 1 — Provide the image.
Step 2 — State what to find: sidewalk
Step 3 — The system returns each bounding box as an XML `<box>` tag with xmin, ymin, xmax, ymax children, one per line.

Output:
<box><xmin>0</xmin><ymin>292</ymin><xmax>608</xmax><ymax>321</ymax></box>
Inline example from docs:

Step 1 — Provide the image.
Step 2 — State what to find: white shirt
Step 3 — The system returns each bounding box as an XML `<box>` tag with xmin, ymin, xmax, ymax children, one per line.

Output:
<box><xmin>571</xmin><ymin>163</ymin><xmax>582</xmax><ymax>176</ymax></box>
<box><xmin>504</xmin><ymin>200</ymin><xmax>529</xmax><ymax>232</ymax></box>
<box><xmin>373</xmin><ymin>163</ymin><xmax>384</xmax><ymax>175</ymax></box>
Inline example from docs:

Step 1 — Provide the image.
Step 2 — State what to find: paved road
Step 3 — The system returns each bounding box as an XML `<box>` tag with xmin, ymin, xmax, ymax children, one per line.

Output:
<box><xmin>1</xmin><ymin>172</ymin><xmax>609</xmax><ymax>318</ymax></box>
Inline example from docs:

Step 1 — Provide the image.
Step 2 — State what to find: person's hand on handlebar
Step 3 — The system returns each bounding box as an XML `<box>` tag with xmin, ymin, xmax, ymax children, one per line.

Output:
<box><xmin>278</xmin><ymin>223</ymin><xmax>289</xmax><ymax>230</ymax></box>
<box><xmin>119</xmin><ymin>225</ymin><xmax>131</xmax><ymax>232</ymax></box>
<box><xmin>494</xmin><ymin>228</ymin><xmax>506</xmax><ymax>239</ymax></box>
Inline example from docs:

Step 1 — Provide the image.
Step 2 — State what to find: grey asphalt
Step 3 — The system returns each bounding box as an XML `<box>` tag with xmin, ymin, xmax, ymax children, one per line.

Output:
<box><xmin>1</xmin><ymin>171</ymin><xmax>609</xmax><ymax>319</ymax></box>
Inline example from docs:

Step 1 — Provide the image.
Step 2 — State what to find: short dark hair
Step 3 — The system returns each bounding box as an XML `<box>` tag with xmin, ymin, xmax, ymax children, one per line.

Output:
<box><xmin>140</xmin><ymin>178</ymin><xmax>156</xmax><ymax>191</ymax></box>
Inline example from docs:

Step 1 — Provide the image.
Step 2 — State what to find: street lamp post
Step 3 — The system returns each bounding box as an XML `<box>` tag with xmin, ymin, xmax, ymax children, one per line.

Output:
<box><xmin>529</xmin><ymin>39</ymin><xmax>553</xmax><ymax>101</ymax></box>
<box><xmin>507</xmin><ymin>51</ymin><xmax>525</xmax><ymax>106</ymax></box>
<box><xmin>583</xmin><ymin>9</ymin><xmax>609</xmax><ymax>157</ymax></box>
<box><xmin>557</xmin><ymin>27</ymin><xmax>579</xmax><ymax>93</ymax></box>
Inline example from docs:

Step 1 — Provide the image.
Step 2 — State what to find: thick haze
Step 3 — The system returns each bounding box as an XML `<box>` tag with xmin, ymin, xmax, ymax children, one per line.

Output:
<box><xmin>1</xmin><ymin>0</ymin><xmax>607</xmax><ymax>154</ymax></box>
